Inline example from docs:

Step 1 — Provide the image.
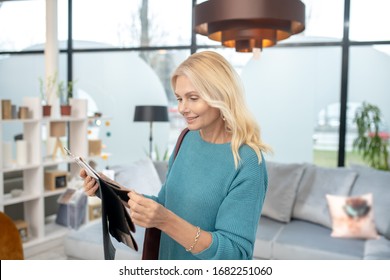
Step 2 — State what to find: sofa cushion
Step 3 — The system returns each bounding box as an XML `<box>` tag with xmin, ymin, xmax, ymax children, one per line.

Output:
<box><xmin>254</xmin><ymin>216</ymin><xmax>286</xmax><ymax>259</ymax></box>
<box><xmin>292</xmin><ymin>164</ymin><xmax>357</xmax><ymax>228</ymax></box>
<box><xmin>64</xmin><ymin>220</ymin><xmax>144</xmax><ymax>260</ymax></box>
<box><xmin>153</xmin><ymin>161</ymin><xmax>169</xmax><ymax>183</ymax></box>
<box><xmin>364</xmin><ymin>236</ymin><xmax>390</xmax><ymax>260</ymax></box>
<box><xmin>326</xmin><ymin>193</ymin><xmax>379</xmax><ymax>239</ymax></box>
<box><xmin>262</xmin><ymin>162</ymin><xmax>306</xmax><ymax>222</ymax></box>
<box><xmin>272</xmin><ymin>219</ymin><xmax>365</xmax><ymax>259</ymax></box>
<box><xmin>350</xmin><ymin>165</ymin><xmax>390</xmax><ymax>239</ymax></box>
<box><xmin>111</xmin><ymin>157</ymin><xmax>162</xmax><ymax>196</ymax></box>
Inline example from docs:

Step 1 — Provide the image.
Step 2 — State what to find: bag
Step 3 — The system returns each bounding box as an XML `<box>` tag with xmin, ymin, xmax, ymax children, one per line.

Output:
<box><xmin>141</xmin><ymin>127</ymin><xmax>189</xmax><ymax>260</ymax></box>
<box><xmin>56</xmin><ymin>188</ymin><xmax>87</xmax><ymax>230</ymax></box>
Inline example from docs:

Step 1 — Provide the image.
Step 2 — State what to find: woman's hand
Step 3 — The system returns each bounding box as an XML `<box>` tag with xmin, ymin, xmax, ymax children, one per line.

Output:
<box><xmin>80</xmin><ymin>169</ymin><xmax>99</xmax><ymax>196</ymax></box>
<box><xmin>127</xmin><ymin>191</ymin><xmax>169</xmax><ymax>229</ymax></box>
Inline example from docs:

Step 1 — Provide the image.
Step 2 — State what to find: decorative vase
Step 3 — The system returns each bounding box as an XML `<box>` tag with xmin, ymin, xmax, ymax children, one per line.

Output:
<box><xmin>60</xmin><ymin>105</ymin><xmax>72</xmax><ymax>116</ymax></box>
<box><xmin>42</xmin><ymin>105</ymin><xmax>51</xmax><ymax>117</ymax></box>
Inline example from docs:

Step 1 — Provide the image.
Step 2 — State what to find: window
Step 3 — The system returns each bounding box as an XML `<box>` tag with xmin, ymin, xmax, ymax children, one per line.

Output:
<box><xmin>72</xmin><ymin>0</ymin><xmax>192</xmax><ymax>49</ymax></box>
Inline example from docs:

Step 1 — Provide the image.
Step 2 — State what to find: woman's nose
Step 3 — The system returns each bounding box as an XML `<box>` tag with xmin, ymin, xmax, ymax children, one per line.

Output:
<box><xmin>179</xmin><ymin>101</ymin><xmax>190</xmax><ymax>115</ymax></box>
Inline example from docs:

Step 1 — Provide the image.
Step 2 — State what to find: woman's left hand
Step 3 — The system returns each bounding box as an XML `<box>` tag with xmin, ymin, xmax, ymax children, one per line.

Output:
<box><xmin>127</xmin><ymin>191</ymin><xmax>168</xmax><ymax>229</ymax></box>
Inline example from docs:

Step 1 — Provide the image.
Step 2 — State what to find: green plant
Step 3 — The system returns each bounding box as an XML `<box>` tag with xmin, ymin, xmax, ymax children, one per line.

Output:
<box><xmin>154</xmin><ymin>145</ymin><xmax>169</xmax><ymax>161</ymax></box>
<box><xmin>353</xmin><ymin>102</ymin><xmax>389</xmax><ymax>171</ymax></box>
<box><xmin>38</xmin><ymin>74</ymin><xmax>58</xmax><ymax>105</ymax></box>
<box><xmin>58</xmin><ymin>80</ymin><xmax>75</xmax><ymax>105</ymax></box>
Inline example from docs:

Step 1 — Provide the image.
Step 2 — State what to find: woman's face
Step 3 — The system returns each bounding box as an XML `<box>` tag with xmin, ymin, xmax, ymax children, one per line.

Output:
<box><xmin>175</xmin><ymin>75</ymin><xmax>222</xmax><ymax>132</ymax></box>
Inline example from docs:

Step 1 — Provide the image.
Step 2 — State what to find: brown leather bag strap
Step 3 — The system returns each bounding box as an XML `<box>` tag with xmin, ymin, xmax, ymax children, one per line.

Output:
<box><xmin>174</xmin><ymin>127</ymin><xmax>190</xmax><ymax>160</ymax></box>
<box><xmin>141</xmin><ymin>127</ymin><xmax>189</xmax><ymax>260</ymax></box>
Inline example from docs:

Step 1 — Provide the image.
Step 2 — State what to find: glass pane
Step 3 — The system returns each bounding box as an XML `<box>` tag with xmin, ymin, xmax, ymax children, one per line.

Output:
<box><xmin>0</xmin><ymin>0</ymin><xmax>46</xmax><ymax>52</ymax></box>
<box><xmin>0</xmin><ymin>54</ymin><xmax>45</xmax><ymax>102</ymax></box>
<box><xmin>196</xmin><ymin>47</ymin><xmax>253</xmax><ymax>75</ymax></box>
<box><xmin>73</xmin><ymin>50</ymin><xmax>190</xmax><ymax>165</ymax></box>
<box><xmin>350</xmin><ymin>0</ymin><xmax>390</xmax><ymax>41</ymax></box>
<box><xmin>73</xmin><ymin>0</ymin><xmax>191</xmax><ymax>49</ymax></box>
<box><xmin>240</xmin><ymin>46</ymin><xmax>342</xmax><ymax>166</ymax></box>
<box><xmin>281</xmin><ymin>0</ymin><xmax>344</xmax><ymax>44</ymax></box>
<box><xmin>0</xmin><ymin>0</ymin><xmax>69</xmax><ymax>52</ymax></box>
<box><xmin>138</xmin><ymin>50</ymin><xmax>190</xmax><ymax>104</ymax></box>
<box><xmin>346</xmin><ymin>45</ymin><xmax>390</xmax><ymax>169</ymax></box>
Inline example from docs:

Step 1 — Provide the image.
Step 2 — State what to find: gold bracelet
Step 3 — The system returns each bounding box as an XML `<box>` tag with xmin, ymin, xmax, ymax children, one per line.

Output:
<box><xmin>186</xmin><ymin>226</ymin><xmax>201</xmax><ymax>252</ymax></box>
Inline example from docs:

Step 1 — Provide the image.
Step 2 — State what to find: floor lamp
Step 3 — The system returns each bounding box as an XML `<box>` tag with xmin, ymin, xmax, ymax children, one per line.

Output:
<box><xmin>133</xmin><ymin>105</ymin><xmax>169</xmax><ymax>159</ymax></box>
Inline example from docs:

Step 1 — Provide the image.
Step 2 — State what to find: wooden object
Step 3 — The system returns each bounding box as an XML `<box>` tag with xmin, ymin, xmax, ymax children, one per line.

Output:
<box><xmin>44</xmin><ymin>170</ymin><xmax>69</xmax><ymax>191</ymax></box>
<box><xmin>52</xmin><ymin>137</ymin><xmax>66</xmax><ymax>159</ymax></box>
<box><xmin>18</xmin><ymin>106</ymin><xmax>29</xmax><ymax>119</ymax></box>
<box><xmin>1</xmin><ymin>100</ymin><xmax>12</xmax><ymax>119</ymax></box>
<box><xmin>88</xmin><ymin>197</ymin><xmax>102</xmax><ymax>221</ymax></box>
<box><xmin>14</xmin><ymin>220</ymin><xmax>29</xmax><ymax>242</ymax></box>
<box><xmin>50</xmin><ymin>121</ymin><xmax>66</xmax><ymax>137</ymax></box>
<box><xmin>88</xmin><ymin>139</ymin><xmax>102</xmax><ymax>156</ymax></box>
<box><xmin>0</xmin><ymin>212</ymin><xmax>24</xmax><ymax>259</ymax></box>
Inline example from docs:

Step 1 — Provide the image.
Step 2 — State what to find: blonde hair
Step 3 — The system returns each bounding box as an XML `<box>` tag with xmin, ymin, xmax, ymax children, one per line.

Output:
<box><xmin>171</xmin><ymin>51</ymin><xmax>271</xmax><ymax>168</ymax></box>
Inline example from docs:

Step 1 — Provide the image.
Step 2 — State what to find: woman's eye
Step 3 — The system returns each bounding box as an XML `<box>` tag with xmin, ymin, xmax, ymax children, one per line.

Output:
<box><xmin>190</xmin><ymin>96</ymin><xmax>199</xmax><ymax>101</ymax></box>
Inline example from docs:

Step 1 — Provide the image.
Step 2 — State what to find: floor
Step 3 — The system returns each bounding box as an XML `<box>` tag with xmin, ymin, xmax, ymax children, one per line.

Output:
<box><xmin>26</xmin><ymin>243</ymin><xmax>68</xmax><ymax>260</ymax></box>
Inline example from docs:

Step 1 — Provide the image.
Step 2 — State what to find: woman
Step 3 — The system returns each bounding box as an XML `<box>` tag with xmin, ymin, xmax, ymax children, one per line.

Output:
<box><xmin>82</xmin><ymin>51</ymin><xmax>271</xmax><ymax>259</ymax></box>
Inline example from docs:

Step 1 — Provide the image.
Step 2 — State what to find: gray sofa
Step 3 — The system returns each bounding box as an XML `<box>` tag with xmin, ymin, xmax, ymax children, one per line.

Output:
<box><xmin>64</xmin><ymin>159</ymin><xmax>390</xmax><ymax>260</ymax></box>
<box><xmin>254</xmin><ymin>162</ymin><xmax>390</xmax><ymax>260</ymax></box>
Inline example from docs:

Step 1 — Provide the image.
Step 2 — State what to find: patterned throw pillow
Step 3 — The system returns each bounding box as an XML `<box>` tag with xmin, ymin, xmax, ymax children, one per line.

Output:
<box><xmin>326</xmin><ymin>193</ymin><xmax>379</xmax><ymax>239</ymax></box>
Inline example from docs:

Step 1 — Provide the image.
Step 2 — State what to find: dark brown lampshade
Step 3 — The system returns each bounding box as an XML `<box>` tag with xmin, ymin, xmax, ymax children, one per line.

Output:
<box><xmin>133</xmin><ymin>105</ymin><xmax>169</xmax><ymax>159</ymax></box>
<box><xmin>133</xmin><ymin>105</ymin><xmax>169</xmax><ymax>122</ymax></box>
<box><xmin>195</xmin><ymin>0</ymin><xmax>306</xmax><ymax>53</ymax></box>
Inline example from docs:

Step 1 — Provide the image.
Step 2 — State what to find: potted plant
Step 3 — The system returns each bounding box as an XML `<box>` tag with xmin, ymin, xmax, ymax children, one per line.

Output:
<box><xmin>353</xmin><ymin>102</ymin><xmax>389</xmax><ymax>171</ymax></box>
<box><xmin>39</xmin><ymin>74</ymin><xmax>57</xmax><ymax>117</ymax></box>
<box><xmin>58</xmin><ymin>80</ymin><xmax>75</xmax><ymax>116</ymax></box>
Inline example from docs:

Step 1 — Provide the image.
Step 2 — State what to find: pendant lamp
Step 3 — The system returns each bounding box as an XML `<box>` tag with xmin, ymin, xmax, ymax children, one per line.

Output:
<box><xmin>195</xmin><ymin>0</ymin><xmax>306</xmax><ymax>53</ymax></box>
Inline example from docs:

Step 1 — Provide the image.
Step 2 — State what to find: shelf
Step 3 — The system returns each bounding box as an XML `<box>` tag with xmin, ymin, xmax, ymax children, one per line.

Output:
<box><xmin>2</xmin><ymin>192</ymin><xmax>41</xmax><ymax>206</ymax></box>
<box><xmin>88</xmin><ymin>115</ymin><xmax>112</xmax><ymax>121</ymax></box>
<box><xmin>43</xmin><ymin>188</ymin><xmax>66</xmax><ymax>198</ymax></box>
<box><xmin>22</xmin><ymin>219</ymin><xmax>69</xmax><ymax>251</ymax></box>
<box><xmin>1</xmin><ymin>97</ymin><xmax>89</xmax><ymax>248</ymax></box>
<box><xmin>0</xmin><ymin>118</ymin><xmax>40</xmax><ymax>124</ymax></box>
<box><xmin>42</xmin><ymin>157</ymin><xmax>73</xmax><ymax>167</ymax></box>
<box><xmin>1</xmin><ymin>163</ymin><xmax>40</xmax><ymax>173</ymax></box>
<box><xmin>41</xmin><ymin>116</ymin><xmax>86</xmax><ymax>122</ymax></box>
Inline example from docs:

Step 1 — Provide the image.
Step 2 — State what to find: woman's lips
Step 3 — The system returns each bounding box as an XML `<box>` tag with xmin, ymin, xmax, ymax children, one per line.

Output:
<box><xmin>186</xmin><ymin>116</ymin><xmax>198</xmax><ymax>124</ymax></box>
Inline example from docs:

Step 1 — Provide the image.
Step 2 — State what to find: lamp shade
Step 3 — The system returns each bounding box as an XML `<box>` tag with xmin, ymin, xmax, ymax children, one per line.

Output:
<box><xmin>195</xmin><ymin>0</ymin><xmax>305</xmax><ymax>53</ymax></box>
<box><xmin>133</xmin><ymin>105</ymin><xmax>169</xmax><ymax>122</ymax></box>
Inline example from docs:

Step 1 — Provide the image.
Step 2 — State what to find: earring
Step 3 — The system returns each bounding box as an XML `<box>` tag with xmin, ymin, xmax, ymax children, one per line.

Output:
<box><xmin>222</xmin><ymin>115</ymin><xmax>226</xmax><ymax>121</ymax></box>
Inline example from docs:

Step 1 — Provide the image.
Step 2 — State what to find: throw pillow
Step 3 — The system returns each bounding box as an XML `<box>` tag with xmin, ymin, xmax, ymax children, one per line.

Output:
<box><xmin>350</xmin><ymin>165</ymin><xmax>390</xmax><ymax>239</ymax></box>
<box><xmin>326</xmin><ymin>193</ymin><xmax>379</xmax><ymax>239</ymax></box>
<box><xmin>111</xmin><ymin>157</ymin><xmax>162</xmax><ymax>196</ymax></box>
<box><xmin>292</xmin><ymin>164</ymin><xmax>358</xmax><ymax>228</ymax></box>
<box><xmin>261</xmin><ymin>162</ymin><xmax>306</xmax><ymax>222</ymax></box>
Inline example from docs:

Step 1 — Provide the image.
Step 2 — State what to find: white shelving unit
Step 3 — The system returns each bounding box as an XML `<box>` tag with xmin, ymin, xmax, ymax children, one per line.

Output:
<box><xmin>0</xmin><ymin>97</ymin><xmax>88</xmax><ymax>257</ymax></box>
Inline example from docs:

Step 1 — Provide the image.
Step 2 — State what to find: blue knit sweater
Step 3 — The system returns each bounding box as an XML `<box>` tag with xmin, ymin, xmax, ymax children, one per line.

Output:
<box><xmin>152</xmin><ymin>130</ymin><xmax>268</xmax><ymax>260</ymax></box>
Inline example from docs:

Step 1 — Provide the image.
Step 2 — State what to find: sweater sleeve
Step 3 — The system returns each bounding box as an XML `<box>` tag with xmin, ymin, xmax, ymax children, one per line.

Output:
<box><xmin>194</xmin><ymin>154</ymin><xmax>268</xmax><ymax>260</ymax></box>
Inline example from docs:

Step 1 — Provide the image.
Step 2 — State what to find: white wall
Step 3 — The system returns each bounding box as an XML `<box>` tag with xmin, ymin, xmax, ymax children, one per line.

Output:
<box><xmin>241</xmin><ymin>47</ymin><xmax>341</xmax><ymax>163</ymax></box>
